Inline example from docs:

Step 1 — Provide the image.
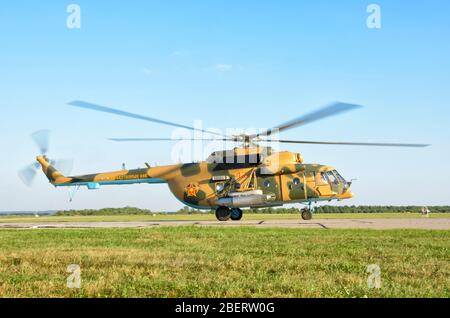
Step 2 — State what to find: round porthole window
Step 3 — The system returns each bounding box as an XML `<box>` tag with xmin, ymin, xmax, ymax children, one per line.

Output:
<box><xmin>263</xmin><ymin>180</ymin><xmax>271</xmax><ymax>188</ymax></box>
<box><xmin>293</xmin><ymin>178</ymin><xmax>300</xmax><ymax>186</ymax></box>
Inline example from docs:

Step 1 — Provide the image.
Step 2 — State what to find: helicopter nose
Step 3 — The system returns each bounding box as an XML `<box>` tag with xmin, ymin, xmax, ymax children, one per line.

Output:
<box><xmin>339</xmin><ymin>181</ymin><xmax>354</xmax><ymax>199</ymax></box>
<box><xmin>339</xmin><ymin>190</ymin><xmax>354</xmax><ymax>199</ymax></box>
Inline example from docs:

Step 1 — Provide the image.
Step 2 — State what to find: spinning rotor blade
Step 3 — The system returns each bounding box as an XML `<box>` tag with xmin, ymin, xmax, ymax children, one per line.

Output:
<box><xmin>18</xmin><ymin>163</ymin><xmax>40</xmax><ymax>187</ymax></box>
<box><xmin>252</xmin><ymin>102</ymin><xmax>362</xmax><ymax>138</ymax></box>
<box><xmin>68</xmin><ymin>101</ymin><xmax>228</xmax><ymax>138</ymax></box>
<box><xmin>31</xmin><ymin>130</ymin><xmax>50</xmax><ymax>154</ymax></box>
<box><xmin>19</xmin><ymin>130</ymin><xmax>50</xmax><ymax>186</ymax></box>
<box><xmin>53</xmin><ymin>158</ymin><xmax>74</xmax><ymax>175</ymax></box>
<box><xmin>259</xmin><ymin>139</ymin><xmax>430</xmax><ymax>148</ymax></box>
<box><xmin>68</xmin><ymin>100</ymin><xmax>430</xmax><ymax>149</ymax></box>
<box><xmin>19</xmin><ymin>130</ymin><xmax>75</xmax><ymax>186</ymax></box>
<box><xmin>108</xmin><ymin>138</ymin><xmax>232</xmax><ymax>142</ymax></box>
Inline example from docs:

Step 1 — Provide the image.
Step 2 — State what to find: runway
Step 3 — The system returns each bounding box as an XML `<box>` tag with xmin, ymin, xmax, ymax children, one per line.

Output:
<box><xmin>0</xmin><ymin>218</ymin><xmax>449</xmax><ymax>230</ymax></box>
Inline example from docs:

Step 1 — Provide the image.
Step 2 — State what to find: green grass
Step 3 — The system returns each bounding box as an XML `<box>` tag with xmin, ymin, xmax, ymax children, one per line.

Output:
<box><xmin>0</xmin><ymin>227</ymin><xmax>448</xmax><ymax>298</ymax></box>
<box><xmin>0</xmin><ymin>212</ymin><xmax>449</xmax><ymax>223</ymax></box>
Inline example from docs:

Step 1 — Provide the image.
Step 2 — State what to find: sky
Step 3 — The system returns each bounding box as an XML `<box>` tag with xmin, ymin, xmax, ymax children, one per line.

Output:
<box><xmin>1</xmin><ymin>0</ymin><xmax>449</xmax><ymax>212</ymax></box>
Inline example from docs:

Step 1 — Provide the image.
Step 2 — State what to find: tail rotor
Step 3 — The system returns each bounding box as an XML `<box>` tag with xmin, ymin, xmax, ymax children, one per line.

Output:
<box><xmin>31</xmin><ymin>130</ymin><xmax>50</xmax><ymax>155</ymax></box>
<box><xmin>18</xmin><ymin>130</ymin><xmax>74</xmax><ymax>186</ymax></box>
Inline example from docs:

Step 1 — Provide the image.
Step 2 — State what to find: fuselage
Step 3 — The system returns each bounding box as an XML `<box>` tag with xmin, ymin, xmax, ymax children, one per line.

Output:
<box><xmin>164</xmin><ymin>161</ymin><xmax>353</xmax><ymax>209</ymax></box>
<box><xmin>37</xmin><ymin>148</ymin><xmax>353</xmax><ymax>210</ymax></box>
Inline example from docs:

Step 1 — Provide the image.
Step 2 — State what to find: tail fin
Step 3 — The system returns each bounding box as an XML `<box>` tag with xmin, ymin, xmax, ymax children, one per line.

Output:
<box><xmin>36</xmin><ymin>156</ymin><xmax>70</xmax><ymax>184</ymax></box>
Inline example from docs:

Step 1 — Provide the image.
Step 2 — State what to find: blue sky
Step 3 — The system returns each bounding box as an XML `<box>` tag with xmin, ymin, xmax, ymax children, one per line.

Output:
<box><xmin>1</xmin><ymin>0</ymin><xmax>449</xmax><ymax>211</ymax></box>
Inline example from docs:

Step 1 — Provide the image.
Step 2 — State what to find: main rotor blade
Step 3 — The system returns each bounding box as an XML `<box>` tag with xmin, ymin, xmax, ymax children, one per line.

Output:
<box><xmin>253</xmin><ymin>102</ymin><xmax>363</xmax><ymax>138</ymax></box>
<box><xmin>68</xmin><ymin>101</ymin><xmax>228</xmax><ymax>138</ymax></box>
<box><xmin>108</xmin><ymin>138</ymin><xmax>232</xmax><ymax>142</ymax></box>
<box><xmin>31</xmin><ymin>130</ymin><xmax>50</xmax><ymax>154</ymax></box>
<box><xmin>259</xmin><ymin>139</ymin><xmax>430</xmax><ymax>147</ymax></box>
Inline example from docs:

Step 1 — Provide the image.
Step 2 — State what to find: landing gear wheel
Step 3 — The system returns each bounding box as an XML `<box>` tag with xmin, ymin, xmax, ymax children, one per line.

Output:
<box><xmin>301</xmin><ymin>208</ymin><xmax>313</xmax><ymax>220</ymax></box>
<box><xmin>216</xmin><ymin>206</ymin><xmax>231</xmax><ymax>221</ymax></box>
<box><xmin>230</xmin><ymin>208</ymin><xmax>243</xmax><ymax>221</ymax></box>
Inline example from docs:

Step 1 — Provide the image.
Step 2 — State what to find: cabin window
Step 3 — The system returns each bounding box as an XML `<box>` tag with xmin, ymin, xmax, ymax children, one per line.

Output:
<box><xmin>263</xmin><ymin>180</ymin><xmax>271</xmax><ymax>188</ymax></box>
<box><xmin>293</xmin><ymin>178</ymin><xmax>300</xmax><ymax>186</ymax></box>
<box><xmin>215</xmin><ymin>182</ymin><xmax>224</xmax><ymax>192</ymax></box>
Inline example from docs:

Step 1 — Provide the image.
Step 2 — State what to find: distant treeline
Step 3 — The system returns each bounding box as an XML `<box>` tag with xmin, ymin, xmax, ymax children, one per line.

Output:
<box><xmin>292</xmin><ymin>206</ymin><xmax>449</xmax><ymax>214</ymax></box>
<box><xmin>55</xmin><ymin>207</ymin><xmax>151</xmax><ymax>216</ymax></box>
<box><xmin>54</xmin><ymin>206</ymin><xmax>450</xmax><ymax>216</ymax></box>
<box><xmin>246</xmin><ymin>206</ymin><xmax>449</xmax><ymax>214</ymax></box>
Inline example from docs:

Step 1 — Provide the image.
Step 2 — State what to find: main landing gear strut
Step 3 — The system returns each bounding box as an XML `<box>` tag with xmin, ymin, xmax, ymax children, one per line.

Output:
<box><xmin>215</xmin><ymin>207</ymin><xmax>243</xmax><ymax>221</ymax></box>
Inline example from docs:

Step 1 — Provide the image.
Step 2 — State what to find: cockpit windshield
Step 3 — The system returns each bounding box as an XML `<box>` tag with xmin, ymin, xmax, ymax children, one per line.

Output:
<box><xmin>323</xmin><ymin>170</ymin><xmax>346</xmax><ymax>185</ymax></box>
<box><xmin>326</xmin><ymin>171</ymin><xmax>338</xmax><ymax>184</ymax></box>
<box><xmin>333</xmin><ymin>170</ymin><xmax>346</xmax><ymax>183</ymax></box>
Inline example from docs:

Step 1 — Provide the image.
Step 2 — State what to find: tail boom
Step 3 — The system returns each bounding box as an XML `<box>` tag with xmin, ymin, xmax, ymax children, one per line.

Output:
<box><xmin>36</xmin><ymin>156</ymin><xmax>167</xmax><ymax>189</ymax></box>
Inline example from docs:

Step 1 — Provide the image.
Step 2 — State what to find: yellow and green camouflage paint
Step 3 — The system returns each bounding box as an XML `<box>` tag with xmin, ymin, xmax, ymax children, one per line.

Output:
<box><xmin>37</xmin><ymin>147</ymin><xmax>353</xmax><ymax>209</ymax></box>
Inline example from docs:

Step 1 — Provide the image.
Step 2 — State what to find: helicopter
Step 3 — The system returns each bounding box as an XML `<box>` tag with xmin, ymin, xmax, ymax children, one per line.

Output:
<box><xmin>20</xmin><ymin>101</ymin><xmax>429</xmax><ymax>221</ymax></box>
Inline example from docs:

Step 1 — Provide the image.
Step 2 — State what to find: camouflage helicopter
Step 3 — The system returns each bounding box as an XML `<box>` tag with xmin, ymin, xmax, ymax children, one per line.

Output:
<box><xmin>20</xmin><ymin>101</ymin><xmax>428</xmax><ymax>221</ymax></box>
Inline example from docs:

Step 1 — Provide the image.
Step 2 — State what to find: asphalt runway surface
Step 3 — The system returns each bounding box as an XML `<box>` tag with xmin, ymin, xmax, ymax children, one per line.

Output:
<box><xmin>0</xmin><ymin>218</ymin><xmax>449</xmax><ymax>230</ymax></box>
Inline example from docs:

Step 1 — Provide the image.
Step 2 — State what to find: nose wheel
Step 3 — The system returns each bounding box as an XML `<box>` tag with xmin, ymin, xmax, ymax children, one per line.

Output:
<box><xmin>301</xmin><ymin>208</ymin><xmax>313</xmax><ymax>220</ymax></box>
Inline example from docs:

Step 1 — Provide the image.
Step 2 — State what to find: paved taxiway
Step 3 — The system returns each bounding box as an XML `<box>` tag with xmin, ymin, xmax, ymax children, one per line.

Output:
<box><xmin>0</xmin><ymin>218</ymin><xmax>449</xmax><ymax>230</ymax></box>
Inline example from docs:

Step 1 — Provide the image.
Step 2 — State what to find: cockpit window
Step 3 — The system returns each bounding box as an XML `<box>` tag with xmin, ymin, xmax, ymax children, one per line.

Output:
<box><xmin>326</xmin><ymin>171</ymin><xmax>338</xmax><ymax>184</ymax></box>
<box><xmin>333</xmin><ymin>170</ymin><xmax>346</xmax><ymax>183</ymax></box>
<box><xmin>318</xmin><ymin>172</ymin><xmax>328</xmax><ymax>185</ymax></box>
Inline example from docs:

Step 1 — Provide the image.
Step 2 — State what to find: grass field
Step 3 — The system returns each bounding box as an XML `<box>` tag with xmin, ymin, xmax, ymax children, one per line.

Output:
<box><xmin>0</xmin><ymin>212</ymin><xmax>449</xmax><ymax>223</ymax></box>
<box><xmin>0</xmin><ymin>227</ymin><xmax>448</xmax><ymax>297</ymax></box>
